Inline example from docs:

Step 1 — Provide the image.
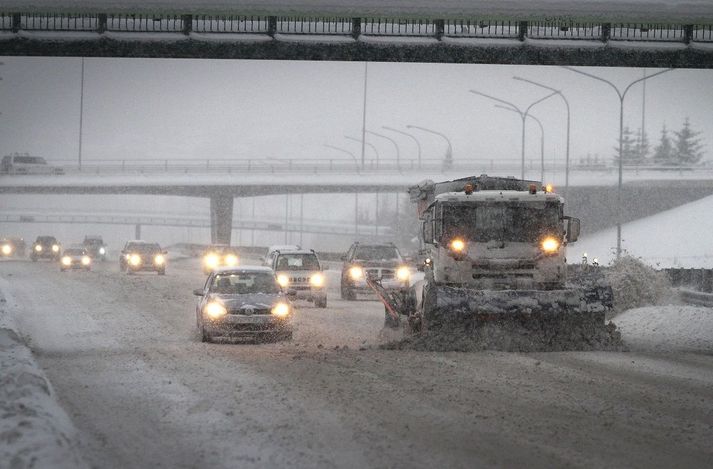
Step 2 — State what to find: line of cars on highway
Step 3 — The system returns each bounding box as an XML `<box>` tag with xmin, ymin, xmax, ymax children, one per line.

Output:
<box><xmin>1</xmin><ymin>235</ymin><xmax>108</xmax><ymax>271</ymax></box>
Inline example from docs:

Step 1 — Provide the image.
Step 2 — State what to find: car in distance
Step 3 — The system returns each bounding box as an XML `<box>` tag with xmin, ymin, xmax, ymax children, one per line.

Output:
<box><xmin>194</xmin><ymin>266</ymin><xmax>293</xmax><ymax>343</ymax></box>
<box><xmin>30</xmin><ymin>236</ymin><xmax>61</xmax><ymax>261</ymax></box>
<box><xmin>60</xmin><ymin>247</ymin><xmax>92</xmax><ymax>272</ymax></box>
<box><xmin>0</xmin><ymin>237</ymin><xmax>26</xmax><ymax>258</ymax></box>
<box><xmin>201</xmin><ymin>244</ymin><xmax>240</xmax><ymax>274</ymax></box>
<box><xmin>120</xmin><ymin>241</ymin><xmax>167</xmax><ymax>275</ymax></box>
<box><xmin>1</xmin><ymin>153</ymin><xmax>64</xmax><ymax>175</ymax></box>
<box><xmin>340</xmin><ymin>242</ymin><xmax>410</xmax><ymax>300</ymax></box>
<box><xmin>263</xmin><ymin>244</ymin><xmax>301</xmax><ymax>266</ymax></box>
<box><xmin>83</xmin><ymin>235</ymin><xmax>107</xmax><ymax>261</ymax></box>
<box><xmin>272</xmin><ymin>249</ymin><xmax>327</xmax><ymax>308</ymax></box>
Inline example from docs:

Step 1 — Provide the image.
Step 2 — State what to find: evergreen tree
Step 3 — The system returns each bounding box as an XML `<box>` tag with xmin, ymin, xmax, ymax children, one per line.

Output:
<box><xmin>673</xmin><ymin>117</ymin><xmax>704</xmax><ymax>165</ymax></box>
<box><xmin>652</xmin><ymin>124</ymin><xmax>674</xmax><ymax>165</ymax></box>
<box><xmin>633</xmin><ymin>128</ymin><xmax>650</xmax><ymax>163</ymax></box>
<box><xmin>613</xmin><ymin>126</ymin><xmax>639</xmax><ymax>165</ymax></box>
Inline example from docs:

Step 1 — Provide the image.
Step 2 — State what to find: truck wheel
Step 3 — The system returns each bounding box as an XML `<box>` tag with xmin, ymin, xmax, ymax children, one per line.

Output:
<box><xmin>315</xmin><ymin>297</ymin><xmax>327</xmax><ymax>308</ymax></box>
<box><xmin>201</xmin><ymin>327</ymin><xmax>211</xmax><ymax>343</ymax></box>
<box><xmin>341</xmin><ymin>284</ymin><xmax>355</xmax><ymax>301</ymax></box>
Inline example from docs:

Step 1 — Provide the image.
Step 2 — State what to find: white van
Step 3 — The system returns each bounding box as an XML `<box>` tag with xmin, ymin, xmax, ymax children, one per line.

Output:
<box><xmin>1</xmin><ymin>153</ymin><xmax>64</xmax><ymax>175</ymax></box>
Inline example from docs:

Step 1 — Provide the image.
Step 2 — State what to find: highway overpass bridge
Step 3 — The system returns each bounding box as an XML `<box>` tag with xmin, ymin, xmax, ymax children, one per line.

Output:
<box><xmin>1</xmin><ymin>1</ymin><xmax>713</xmax><ymax>67</ymax></box>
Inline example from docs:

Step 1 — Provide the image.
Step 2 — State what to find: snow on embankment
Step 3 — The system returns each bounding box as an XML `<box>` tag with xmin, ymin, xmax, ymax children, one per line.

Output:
<box><xmin>614</xmin><ymin>306</ymin><xmax>713</xmax><ymax>353</ymax></box>
<box><xmin>0</xmin><ymin>286</ymin><xmax>87</xmax><ymax>469</ymax></box>
<box><xmin>572</xmin><ymin>193</ymin><xmax>713</xmax><ymax>268</ymax></box>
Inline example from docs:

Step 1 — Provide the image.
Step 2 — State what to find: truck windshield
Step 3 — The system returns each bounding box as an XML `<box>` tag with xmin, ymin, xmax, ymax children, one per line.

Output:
<box><xmin>441</xmin><ymin>202</ymin><xmax>561</xmax><ymax>243</ymax></box>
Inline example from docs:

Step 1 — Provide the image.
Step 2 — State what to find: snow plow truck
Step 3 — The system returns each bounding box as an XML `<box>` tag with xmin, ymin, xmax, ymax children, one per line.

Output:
<box><xmin>370</xmin><ymin>175</ymin><xmax>613</xmax><ymax>347</ymax></box>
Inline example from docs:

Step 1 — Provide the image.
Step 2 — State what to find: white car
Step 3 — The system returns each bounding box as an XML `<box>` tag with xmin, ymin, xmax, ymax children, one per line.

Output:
<box><xmin>1</xmin><ymin>153</ymin><xmax>64</xmax><ymax>175</ymax></box>
<box><xmin>262</xmin><ymin>244</ymin><xmax>301</xmax><ymax>266</ymax></box>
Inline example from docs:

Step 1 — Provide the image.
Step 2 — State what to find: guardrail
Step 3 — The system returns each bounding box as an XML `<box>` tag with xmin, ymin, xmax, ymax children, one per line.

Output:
<box><xmin>679</xmin><ymin>289</ymin><xmax>713</xmax><ymax>307</ymax></box>
<box><xmin>2</xmin><ymin>13</ymin><xmax>713</xmax><ymax>46</ymax></box>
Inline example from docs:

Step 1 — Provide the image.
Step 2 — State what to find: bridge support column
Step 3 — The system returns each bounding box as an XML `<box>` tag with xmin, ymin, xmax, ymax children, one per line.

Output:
<box><xmin>210</xmin><ymin>194</ymin><xmax>234</xmax><ymax>245</ymax></box>
<box><xmin>135</xmin><ymin>224</ymin><xmax>141</xmax><ymax>240</ymax></box>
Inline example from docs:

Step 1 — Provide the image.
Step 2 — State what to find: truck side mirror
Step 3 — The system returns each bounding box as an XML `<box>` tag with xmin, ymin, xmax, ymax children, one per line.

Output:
<box><xmin>566</xmin><ymin>217</ymin><xmax>580</xmax><ymax>242</ymax></box>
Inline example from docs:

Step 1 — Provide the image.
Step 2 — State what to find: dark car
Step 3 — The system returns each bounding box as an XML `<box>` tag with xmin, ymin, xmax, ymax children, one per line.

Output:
<box><xmin>120</xmin><ymin>240</ymin><xmax>166</xmax><ymax>275</ymax></box>
<box><xmin>30</xmin><ymin>235</ymin><xmax>61</xmax><ymax>261</ymax></box>
<box><xmin>60</xmin><ymin>247</ymin><xmax>92</xmax><ymax>272</ymax></box>
<box><xmin>340</xmin><ymin>242</ymin><xmax>410</xmax><ymax>300</ymax></box>
<box><xmin>1</xmin><ymin>237</ymin><xmax>26</xmax><ymax>258</ymax></box>
<box><xmin>193</xmin><ymin>266</ymin><xmax>293</xmax><ymax>343</ymax></box>
<box><xmin>201</xmin><ymin>244</ymin><xmax>240</xmax><ymax>274</ymax></box>
<box><xmin>83</xmin><ymin>235</ymin><xmax>107</xmax><ymax>261</ymax></box>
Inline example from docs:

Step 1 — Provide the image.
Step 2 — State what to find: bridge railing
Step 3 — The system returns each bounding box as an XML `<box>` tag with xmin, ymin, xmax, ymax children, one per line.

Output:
<box><xmin>2</xmin><ymin>12</ymin><xmax>713</xmax><ymax>45</ymax></box>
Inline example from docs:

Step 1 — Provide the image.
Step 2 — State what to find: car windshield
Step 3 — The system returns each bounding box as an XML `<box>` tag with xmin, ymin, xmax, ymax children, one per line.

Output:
<box><xmin>36</xmin><ymin>237</ymin><xmax>57</xmax><ymax>244</ymax></box>
<box><xmin>441</xmin><ymin>202</ymin><xmax>561</xmax><ymax>243</ymax></box>
<box><xmin>210</xmin><ymin>272</ymin><xmax>279</xmax><ymax>295</ymax></box>
<box><xmin>85</xmin><ymin>238</ymin><xmax>103</xmax><ymax>245</ymax></box>
<box><xmin>275</xmin><ymin>253</ymin><xmax>320</xmax><ymax>271</ymax></box>
<box><xmin>128</xmin><ymin>243</ymin><xmax>161</xmax><ymax>253</ymax></box>
<box><xmin>64</xmin><ymin>249</ymin><xmax>86</xmax><ymax>256</ymax></box>
<box><xmin>206</xmin><ymin>246</ymin><xmax>237</xmax><ymax>255</ymax></box>
<box><xmin>354</xmin><ymin>246</ymin><xmax>400</xmax><ymax>262</ymax></box>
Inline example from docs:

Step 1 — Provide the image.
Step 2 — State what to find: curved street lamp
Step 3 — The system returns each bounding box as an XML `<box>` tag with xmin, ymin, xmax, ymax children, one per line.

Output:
<box><xmin>382</xmin><ymin>126</ymin><xmax>422</xmax><ymax>169</ymax></box>
<box><xmin>345</xmin><ymin>135</ymin><xmax>380</xmax><ymax>168</ymax></box>
<box><xmin>561</xmin><ymin>66</ymin><xmax>673</xmax><ymax>259</ymax></box>
<box><xmin>494</xmin><ymin>104</ymin><xmax>545</xmax><ymax>182</ymax></box>
<box><xmin>323</xmin><ymin>144</ymin><xmax>359</xmax><ymax>170</ymax></box>
<box><xmin>365</xmin><ymin>130</ymin><xmax>400</xmax><ymax>170</ymax></box>
<box><xmin>405</xmin><ymin>124</ymin><xmax>453</xmax><ymax>169</ymax></box>
<box><xmin>469</xmin><ymin>89</ymin><xmax>558</xmax><ymax>180</ymax></box>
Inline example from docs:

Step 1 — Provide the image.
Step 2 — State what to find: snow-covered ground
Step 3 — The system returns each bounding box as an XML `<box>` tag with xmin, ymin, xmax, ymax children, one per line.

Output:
<box><xmin>0</xmin><ymin>280</ymin><xmax>87</xmax><ymax>469</ymax></box>
<box><xmin>572</xmin><ymin>192</ymin><xmax>713</xmax><ymax>268</ymax></box>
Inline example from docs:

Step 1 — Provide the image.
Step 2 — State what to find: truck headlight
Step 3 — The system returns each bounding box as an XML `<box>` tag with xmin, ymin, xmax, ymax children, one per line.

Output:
<box><xmin>81</xmin><ymin>256</ymin><xmax>91</xmax><ymax>266</ymax></box>
<box><xmin>204</xmin><ymin>301</ymin><xmax>227</xmax><ymax>319</ymax></box>
<box><xmin>61</xmin><ymin>256</ymin><xmax>72</xmax><ymax>266</ymax></box>
<box><xmin>449</xmin><ymin>238</ymin><xmax>466</xmax><ymax>253</ymax></box>
<box><xmin>1</xmin><ymin>244</ymin><xmax>11</xmax><ymax>255</ymax></box>
<box><xmin>154</xmin><ymin>254</ymin><xmax>165</xmax><ymax>265</ymax></box>
<box><xmin>51</xmin><ymin>244</ymin><xmax>60</xmax><ymax>252</ymax></box>
<box><xmin>271</xmin><ymin>302</ymin><xmax>290</xmax><ymax>318</ymax></box>
<box><xmin>203</xmin><ymin>254</ymin><xmax>219</xmax><ymax>268</ymax></box>
<box><xmin>396</xmin><ymin>266</ymin><xmax>410</xmax><ymax>281</ymax></box>
<box><xmin>224</xmin><ymin>254</ymin><xmax>238</xmax><ymax>266</ymax></box>
<box><xmin>99</xmin><ymin>247</ymin><xmax>106</xmax><ymax>255</ymax></box>
<box><xmin>540</xmin><ymin>236</ymin><xmax>560</xmax><ymax>254</ymax></box>
<box><xmin>310</xmin><ymin>272</ymin><xmax>324</xmax><ymax>287</ymax></box>
<box><xmin>277</xmin><ymin>274</ymin><xmax>290</xmax><ymax>288</ymax></box>
<box><xmin>35</xmin><ymin>245</ymin><xmax>43</xmax><ymax>252</ymax></box>
<box><xmin>129</xmin><ymin>254</ymin><xmax>142</xmax><ymax>266</ymax></box>
<box><xmin>349</xmin><ymin>266</ymin><xmax>363</xmax><ymax>280</ymax></box>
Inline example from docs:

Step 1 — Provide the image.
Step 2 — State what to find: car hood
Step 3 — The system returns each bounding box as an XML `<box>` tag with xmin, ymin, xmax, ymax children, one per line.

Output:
<box><xmin>349</xmin><ymin>260</ymin><xmax>402</xmax><ymax>268</ymax></box>
<box><xmin>208</xmin><ymin>292</ymin><xmax>283</xmax><ymax>310</ymax></box>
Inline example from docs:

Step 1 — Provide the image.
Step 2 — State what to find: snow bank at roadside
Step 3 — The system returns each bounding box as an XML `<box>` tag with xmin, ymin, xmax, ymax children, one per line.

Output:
<box><xmin>0</xmin><ymin>286</ymin><xmax>87</xmax><ymax>469</ymax></box>
<box><xmin>614</xmin><ymin>305</ymin><xmax>713</xmax><ymax>353</ymax></box>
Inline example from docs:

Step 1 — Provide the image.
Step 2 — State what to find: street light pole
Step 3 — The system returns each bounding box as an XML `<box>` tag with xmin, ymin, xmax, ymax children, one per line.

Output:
<box><xmin>365</xmin><ymin>130</ymin><xmax>400</xmax><ymax>170</ymax></box>
<box><xmin>561</xmin><ymin>66</ymin><xmax>673</xmax><ymax>259</ymax></box>
<box><xmin>345</xmin><ymin>135</ymin><xmax>380</xmax><ymax>168</ymax></box>
<box><xmin>78</xmin><ymin>57</ymin><xmax>85</xmax><ymax>170</ymax></box>
<box><xmin>405</xmin><ymin>125</ymin><xmax>453</xmax><ymax>169</ymax></box>
<box><xmin>512</xmin><ymin>76</ymin><xmax>571</xmax><ymax>197</ymax></box>
<box><xmin>469</xmin><ymin>89</ymin><xmax>558</xmax><ymax>180</ymax></box>
<box><xmin>382</xmin><ymin>126</ymin><xmax>422</xmax><ymax>169</ymax></box>
<box><xmin>323</xmin><ymin>144</ymin><xmax>359</xmax><ymax>170</ymax></box>
<box><xmin>494</xmin><ymin>105</ymin><xmax>545</xmax><ymax>182</ymax></box>
<box><xmin>360</xmin><ymin>62</ymin><xmax>368</xmax><ymax>169</ymax></box>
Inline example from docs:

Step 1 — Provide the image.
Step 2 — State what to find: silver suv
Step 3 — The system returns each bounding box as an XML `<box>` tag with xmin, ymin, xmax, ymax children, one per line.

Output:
<box><xmin>271</xmin><ymin>249</ymin><xmax>327</xmax><ymax>308</ymax></box>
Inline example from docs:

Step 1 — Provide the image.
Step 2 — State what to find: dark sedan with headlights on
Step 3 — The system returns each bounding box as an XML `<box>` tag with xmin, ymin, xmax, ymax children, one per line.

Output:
<box><xmin>194</xmin><ymin>266</ymin><xmax>293</xmax><ymax>343</ymax></box>
<box><xmin>119</xmin><ymin>241</ymin><xmax>167</xmax><ymax>275</ymax></box>
<box><xmin>60</xmin><ymin>247</ymin><xmax>92</xmax><ymax>272</ymax></box>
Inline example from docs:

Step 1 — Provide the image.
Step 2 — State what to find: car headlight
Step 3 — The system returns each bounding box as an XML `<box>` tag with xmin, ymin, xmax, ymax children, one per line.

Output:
<box><xmin>277</xmin><ymin>274</ymin><xmax>290</xmax><ymax>288</ymax></box>
<box><xmin>396</xmin><ymin>266</ymin><xmax>410</xmax><ymax>282</ymax></box>
<box><xmin>99</xmin><ymin>247</ymin><xmax>106</xmax><ymax>255</ymax></box>
<box><xmin>224</xmin><ymin>254</ymin><xmax>238</xmax><ymax>266</ymax></box>
<box><xmin>35</xmin><ymin>245</ymin><xmax>43</xmax><ymax>252</ymax></box>
<box><xmin>349</xmin><ymin>266</ymin><xmax>363</xmax><ymax>280</ymax></box>
<box><xmin>51</xmin><ymin>244</ymin><xmax>59</xmax><ymax>252</ymax></box>
<box><xmin>81</xmin><ymin>256</ymin><xmax>91</xmax><ymax>266</ymax></box>
<box><xmin>154</xmin><ymin>254</ymin><xmax>165</xmax><ymax>265</ymax></box>
<box><xmin>129</xmin><ymin>254</ymin><xmax>142</xmax><ymax>266</ymax></box>
<box><xmin>204</xmin><ymin>301</ymin><xmax>227</xmax><ymax>319</ymax></box>
<box><xmin>203</xmin><ymin>254</ymin><xmax>219</xmax><ymax>268</ymax></box>
<box><xmin>271</xmin><ymin>302</ymin><xmax>290</xmax><ymax>318</ymax></box>
<box><xmin>540</xmin><ymin>236</ymin><xmax>560</xmax><ymax>254</ymax></box>
<box><xmin>61</xmin><ymin>256</ymin><xmax>72</xmax><ymax>266</ymax></box>
<box><xmin>1</xmin><ymin>244</ymin><xmax>11</xmax><ymax>255</ymax></box>
<box><xmin>310</xmin><ymin>272</ymin><xmax>325</xmax><ymax>287</ymax></box>
<box><xmin>449</xmin><ymin>238</ymin><xmax>466</xmax><ymax>253</ymax></box>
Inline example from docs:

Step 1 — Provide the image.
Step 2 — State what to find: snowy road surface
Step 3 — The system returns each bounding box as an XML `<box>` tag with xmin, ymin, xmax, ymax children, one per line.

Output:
<box><xmin>2</xmin><ymin>258</ymin><xmax>713</xmax><ymax>468</ymax></box>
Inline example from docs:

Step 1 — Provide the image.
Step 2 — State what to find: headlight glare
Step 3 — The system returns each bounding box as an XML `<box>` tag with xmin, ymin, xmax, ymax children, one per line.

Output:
<box><xmin>204</xmin><ymin>254</ymin><xmax>219</xmax><ymax>268</ymax></box>
<box><xmin>541</xmin><ymin>236</ymin><xmax>560</xmax><ymax>254</ymax></box>
<box><xmin>61</xmin><ymin>256</ymin><xmax>71</xmax><ymax>266</ymax></box>
<box><xmin>349</xmin><ymin>266</ymin><xmax>363</xmax><ymax>280</ymax></box>
<box><xmin>277</xmin><ymin>274</ymin><xmax>290</xmax><ymax>288</ymax></box>
<box><xmin>1</xmin><ymin>245</ymin><xmax>11</xmax><ymax>255</ymax></box>
<box><xmin>449</xmin><ymin>238</ymin><xmax>466</xmax><ymax>253</ymax></box>
<box><xmin>204</xmin><ymin>301</ymin><xmax>227</xmax><ymax>319</ymax></box>
<box><xmin>35</xmin><ymin>245</ymin><xmax>42</xmax><ymax>252</ymax></box>
<box><xmin>81</xmin><ymin>256</ymin><xmax>91</xmax><ymax>265</ymax></box>
<box><xmin>310</xmin><ymin>272</ymin><xmax>325</xmax><ymax>287</ymax></box>
<box><xmin>129</xmin><ymin>254</ymin><xmax>142</xmax><ymax>266</ymax></box>
<box><xmin>396</xmin><ymin>266</ymin><xmax>410</xmax><ymax>281</ymax></box>
<box><xmin>154</xmin><ymin>254</ymin><xmax>165</xmax><ymax>265</ymax></box>
<box><xmin>271</xmin><ymin>302</ymin><xmax>290</xmax><ymax>318</ymax></box>
<box><xmin>52</xmin><ymin>244</ymin><xmax>59</xmax><ymax>252</ymax></box>
<box><xmin>225</xmin><ymin>254</ymin><xmax>238</xmax><ymax>266</ymax></box>
<box><xmin>99</xmin><ymin>247</ymin><xmax>106</xmax><ymax>255</ymax></box>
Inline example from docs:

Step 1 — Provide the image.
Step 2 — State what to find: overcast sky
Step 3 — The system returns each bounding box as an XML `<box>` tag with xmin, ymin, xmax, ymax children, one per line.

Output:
<box><xmin>0</xmin><ymin>57</ymin><xmax>711</xmax><ymax>168</ymax></box>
